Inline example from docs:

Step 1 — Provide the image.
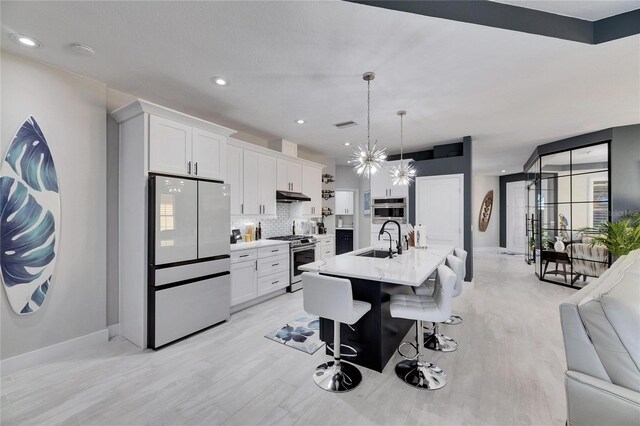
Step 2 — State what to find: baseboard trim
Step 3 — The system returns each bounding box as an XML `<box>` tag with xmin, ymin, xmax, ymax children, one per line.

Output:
<box><xmin>1</xmin><ymin>328</ymin><xmax>109</xmax><ymax>376</ymax></box>
<box><xmin>108</xmin><ymin>323</ymin><xmax>121</xmax><ymax>339</ymax></box>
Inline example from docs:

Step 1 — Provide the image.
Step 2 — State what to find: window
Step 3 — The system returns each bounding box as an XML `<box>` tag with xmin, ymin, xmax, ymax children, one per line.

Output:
<box><xmin>159</xmin><ymin>194</ymin><xmax>175</xmax><ymax>231</ymax></box>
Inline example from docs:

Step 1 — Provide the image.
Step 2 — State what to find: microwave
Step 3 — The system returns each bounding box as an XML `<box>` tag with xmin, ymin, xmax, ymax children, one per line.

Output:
<box><xmin>372</xmin><ymin>197</ymin><xmax>407</xmax><ymax>224</ymax></box>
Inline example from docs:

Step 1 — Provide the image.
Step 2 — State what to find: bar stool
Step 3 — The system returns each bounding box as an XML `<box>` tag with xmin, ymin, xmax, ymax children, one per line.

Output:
<box><xmin>302</xmin><ymin>272</ymin><xmax>371</xmax><ymax>393</ymax></box>
<box><xmin>390</xmin><ymin>264</ymin><xmax>456</xmax><ymax>389</ymax></box>
<box><xmin>423</xmin><ymin>254</ymin><xmax>464</xmax><ymax>352</ymax></box>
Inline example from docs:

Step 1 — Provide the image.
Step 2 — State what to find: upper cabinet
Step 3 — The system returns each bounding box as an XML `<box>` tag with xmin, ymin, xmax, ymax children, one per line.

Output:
<box><xmin>149</xmin><ymin>116</ymin><xmax>226</xmax><ymax>181</ymax></box>
<box><xmin>370</xmin><ymin>161</ymin><xmax>410</xmax><ymax>199</ymax></box>
<box><xmin>192</xmin><ymin>128</ymin><xmax>226</xmax><ymax>180</ymax></box>
<box><xmin>301</xmin><ymin>165</ymin><xmax>322</xmax><ymax>216</ymax></box>
<box><xmin>243</xmin><ymin>150</ymin><xmax>276</xmax><ymax>216</ymax></box>
<box><xmin>226</xmin><ymin>145</ymin><xmax>244</xmax><ymax>215</ymax></box>
<box><xmin>112</xmin><ymin>99</ymin><xmax>235</xmax><ymax>183</ymax></box>
<box><xmin>335</xmin><ymin>190</ymin><xmax>354</xmax><ymax>215</ymax></box>
<box><xmin>277</xmin><ymin>158</ymin><xmax>302</xmax><ymax>192</ymax></box>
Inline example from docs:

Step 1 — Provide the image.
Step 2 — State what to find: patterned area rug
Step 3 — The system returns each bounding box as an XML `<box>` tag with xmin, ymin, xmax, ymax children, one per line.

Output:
<box><xmin>264</xmin><ymin>314</ymin><xmax>324</xmax><ymax>354</ymax></box>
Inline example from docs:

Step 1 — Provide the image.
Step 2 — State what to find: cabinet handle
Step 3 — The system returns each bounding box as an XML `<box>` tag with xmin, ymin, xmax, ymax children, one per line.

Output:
<box><xmin>272</xmin><ymin>280</ymin><xmax>279</xmax><ymax>285</ymax></box>
<box><xmin>271</xmin><ymin>249</ymin><xmax>279</xmax><ymax>252</ymax></box>
<box><xmin>239</xmin><ymin>254</ymin><xmax>249</xmax><ymax>258</ymax></box>
<box><xmin>241</xmin><ymin>203</ymin><xmax>244</xmax><ymax>214</ymax></box>
<box><xmin>194</xmin><ymin>162</ymin><xmax>198</xmax><ymax>175</ymax></box>
<box><xmin>256</xmin><ymin>260</ymin><xmax>258</xmax><ymax>271</ymax></box>
<box><xmin>187</xmin><ymin>161</ymin><xmax>192</xmax><ymax>175</ymax></box>
<box><xmin>272</xmin><ymin>263</ymin><xmax>279</xmax><ymax>267</ymax></box>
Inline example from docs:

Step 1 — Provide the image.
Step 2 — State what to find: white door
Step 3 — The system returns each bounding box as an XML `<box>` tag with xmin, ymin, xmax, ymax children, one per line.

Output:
<box><xmin>231</xmin><ymin>260</ymin><xmax>258</xmax><ymax>306</ymax></box>
<box><xmin>155</xmin><ymin>177</ymin><xmax>198</xmax><ymax>265</ymax></box>
<box><xmin>192</xmin><ymin>128</ymin><xmax>226</xmax><ymax>180</ymax></box>
<box><xmin>415</xmin><ymin>174</ymin><xmax>464</xmax><ymax>248</ymax></box>
<box><xmin>198</xmin><ymin>181</ymin><xmax>230</xmax><ymax>258</ymax></box>
<box><xmin>243</xmin><ymin>150</ymin><xmax>260</xmax><ymax>215</ymax></box>
<box><xmin>226</xmin><ymin>145</ymin><xmax>244</xmax><ymax>215</ymax></box>
<box><xmin>258</xmin><ymin>153</ymin><xmax>277</xmax><ymax>215</ymax></box>
<box><xmin>506</xmin><ymin>180</ymin><xmax>527</xmax><ymax>253</ymax></box>
<box><xmin>149</xmin><ymin>115</ymin><xmax>192</xmax><ymax>176</ymax></box>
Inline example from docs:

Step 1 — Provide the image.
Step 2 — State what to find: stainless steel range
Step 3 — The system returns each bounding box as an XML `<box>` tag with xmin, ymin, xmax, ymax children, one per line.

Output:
<box><xmin>267</xmin><ymin>235</ymin><xmax>317</xmax><ymax>292</ymax></box>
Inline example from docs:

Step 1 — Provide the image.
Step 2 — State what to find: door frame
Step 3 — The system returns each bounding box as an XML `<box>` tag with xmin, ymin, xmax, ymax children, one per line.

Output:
<box><xmin>506</xmin><ymin>180</ymin><xmax>527</xmax><ymax>254</ymax></box>
<box><xmin>415</xmin><ymin>174</ymin><xmax>464</xmax><ymax>249</ymax></box>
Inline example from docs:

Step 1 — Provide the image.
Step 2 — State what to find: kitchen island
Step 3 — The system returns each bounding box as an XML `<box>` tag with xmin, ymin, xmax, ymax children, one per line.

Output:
<box><xmin>299</xmin><ymin>244</ymin><xmax>454</xmax><ymax>372</ymax></box>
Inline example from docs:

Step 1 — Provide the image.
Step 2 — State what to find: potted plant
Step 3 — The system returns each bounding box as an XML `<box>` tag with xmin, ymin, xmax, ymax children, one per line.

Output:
<box><xmin>583</xmin><ymin>211</ymin><xmax>640</xmax><ymax>259</ymax></box>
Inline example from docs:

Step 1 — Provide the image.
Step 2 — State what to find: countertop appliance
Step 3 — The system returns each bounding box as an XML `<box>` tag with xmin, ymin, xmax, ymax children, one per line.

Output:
<box><xmin>148</xmin><ymin>175</ymin><xmax>230</xmax><ymax>348</ymax></box>
<box><xmin>267</xmin><ymin>235</ymin><xmax>317</xmax><ymax>292</ymax></box>
<box><xmin>372</xmin><ymin>197</ymin><xmax>407</xmax><ymax>224</ymax></box>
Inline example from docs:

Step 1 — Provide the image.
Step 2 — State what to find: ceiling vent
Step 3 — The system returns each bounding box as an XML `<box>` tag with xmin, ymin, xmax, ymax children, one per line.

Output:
<box><xmin>334</xmin><ymin>121</ymin><xmax>357</xmax><ymax>129</ymax></box>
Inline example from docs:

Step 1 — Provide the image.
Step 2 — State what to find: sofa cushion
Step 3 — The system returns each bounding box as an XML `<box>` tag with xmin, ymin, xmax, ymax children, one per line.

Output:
<box><xmin>578</xmin><ymin>250</ymin><xmax>640</xmax><ymax>392</ymax></box>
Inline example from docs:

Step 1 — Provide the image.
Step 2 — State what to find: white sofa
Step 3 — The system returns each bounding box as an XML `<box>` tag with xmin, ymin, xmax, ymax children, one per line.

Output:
<box><xmin>560</xmin><ymin>249</ymin><xmax>640</xmax><ymax>426</ymax></box>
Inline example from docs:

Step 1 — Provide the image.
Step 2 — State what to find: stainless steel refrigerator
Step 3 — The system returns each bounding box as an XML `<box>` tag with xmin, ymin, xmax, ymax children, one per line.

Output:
<box><xmin>148</xmin><ymin>175</ymin><xmax>230</xmax><ymax>348</ymax></box>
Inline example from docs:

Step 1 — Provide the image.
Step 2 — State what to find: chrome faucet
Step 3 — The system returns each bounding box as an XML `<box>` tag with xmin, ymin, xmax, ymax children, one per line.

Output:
<box><xmin>379</xmin><ymin>220</ymin><xmax>402</xmax><ymax>255</ymax></box>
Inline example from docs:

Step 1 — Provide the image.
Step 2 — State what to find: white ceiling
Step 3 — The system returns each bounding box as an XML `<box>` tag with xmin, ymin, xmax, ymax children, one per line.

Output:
<box><xmin>1</xmin><ymin>1</ymin><xmax>639</xmax><ymax>175</ymax></box>
<box><xmin>493</xmin><ymin>0</ymin><xmax>640</xmax><ymax>20</ymax></box>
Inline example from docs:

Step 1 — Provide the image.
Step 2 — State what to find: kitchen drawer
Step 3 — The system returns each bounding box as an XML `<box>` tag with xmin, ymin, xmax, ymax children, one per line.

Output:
<box><xmin>257</xmin><ymin>270</ymin><xmax>289</xmax><ymax>296</ymax></box>
<box><xmin>257</xmin><ymin>253</ymin><xmax>289</xmax><ymax>277</ymax></box>
<box><xmin>231</xmin><ymin>249</ymin><xmax>257</xmax><ymax>264</ymax></box>
<box><xmin>151</xmin><ymin>274</ymin><xmax>230</xmax><ymax>348</ymax></box>
<box><xmin>323</xmin><ymin>248</ymin><xmax>334</xmax><ymax>257</ymax></box>
<box><xmin>322</xmin><ymin>239</ymin><xmax>333</xmax><ymax>247</ymax></box>
<box><xmin>258</xmin><ymin>244</ymin><xmax>289</xmax><ymax>258</ymax></box>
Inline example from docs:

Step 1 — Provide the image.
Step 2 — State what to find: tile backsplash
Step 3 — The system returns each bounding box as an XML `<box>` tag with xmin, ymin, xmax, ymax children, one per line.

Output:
<box><xmin>230</xmin><ymin>203</ymin><xmax>321</xmax><ymax>238</ymax></box>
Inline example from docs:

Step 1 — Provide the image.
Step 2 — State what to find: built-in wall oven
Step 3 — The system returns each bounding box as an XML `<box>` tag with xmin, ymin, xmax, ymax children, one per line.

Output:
<box><xmin>372</xmin><ymin>197</ymin><xmax>407</xmax><ymax>224</ymax></box>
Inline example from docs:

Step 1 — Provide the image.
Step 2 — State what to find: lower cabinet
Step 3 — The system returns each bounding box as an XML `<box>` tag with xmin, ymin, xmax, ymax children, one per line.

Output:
<box><xmin>231</xmin><ymin>244</ymin><xmax>290</xmax><ymax>307</ymax></box>
<box><xmin>230</xmin><ymin>259</ymin><xmax>258</xmax><ymax>306</ymax></box>
<box><xmin>315</xmin><ymin>236</ymin><xmax>335</xmax><ymax>261</ymax></box>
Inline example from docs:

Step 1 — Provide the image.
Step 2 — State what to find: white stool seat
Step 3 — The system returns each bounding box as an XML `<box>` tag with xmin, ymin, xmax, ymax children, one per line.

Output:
<box><xmin>390</xmin><ymin>294</ymin><xmax>449</xmax><ymax>323</ymax></box>
<box><xmin>351</xmin><ymin>300</ymin><xmax>372</xmax><ymax>324</ymax></box>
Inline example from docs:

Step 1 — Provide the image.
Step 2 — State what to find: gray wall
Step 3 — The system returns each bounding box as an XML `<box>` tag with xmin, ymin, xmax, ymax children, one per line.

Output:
<box><xmin>407</xmin><ymin>137</ymin><xmax>474</xmax><ymax>281</ymax></box>
<box><xmin>611</xmin><ymin>124</ymin><xmax>640</xmax><ymax>220</ymax></box>
<box><xmin>106</xmin><ymin>117</ymin><xmax>119</xmax><ymax>326</ymax></box>
<box><xmin>1</xmin><ymin>52</ymin><xmax>107</xmax><ymax>359</ymax></box>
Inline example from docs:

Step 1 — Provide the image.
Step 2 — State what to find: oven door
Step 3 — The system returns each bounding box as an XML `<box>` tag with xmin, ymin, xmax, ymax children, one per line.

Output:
<box><xmin>372</xmin><ymin>204</ymin><xmax>407</xmax><ymax>224</ymax></box>
<box><xmin>289</xmin><ymin>244</ymin><xmax>316</xmax><ymax>292</ymax></box>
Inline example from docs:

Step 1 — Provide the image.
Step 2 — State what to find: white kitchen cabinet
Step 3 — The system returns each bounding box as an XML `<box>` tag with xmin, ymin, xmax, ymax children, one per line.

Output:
<box><xmin>230</xmin><ymin>257</ymin><xmax>258</xmax><ymax>306</ymax></box>
<box><xmin>243</xmin><ymin>150</ymin><xmax>276</xmax><ymax>216</ymax></box>
<box><xmin>277</xmin><ymin>158</ymin><xmax>302</xmax><ymax>192</ymax></box>
<box><xmin>302</xmin><ymin>165</ymin><xmax>322</xmax><ymax>216</ymax></box>
<box><xmin>370</xmin><ymin>161</ymin><xmax>410</xmax><ymax>199</ymax></box>
<box><xmin>192</xmin><ymin>127</ymin><xmax>226</xmax><ymax>180</ymax></box>
<box><xmin>149</xmin><ymin>115</ymin><xmax>227</xmax><ymax>180</ymax></box>
<box><xmin>226</xmin><ymin>145</ymin><xmax>244</xmax><ymax>215</ymax></box>
<box><xmin>335</xmin><ymin>190</ymin><xmax>354</xmax><ymax>215</ymax></box>
<box><xmin>315</xmin><ymin>236</ymin><xmax>335</xmax><ymax>260</ymax></box>
<box><xmin>149</xmin><ymin>115</ymin><xmax>192</xmax><ymax>176</ymax></box>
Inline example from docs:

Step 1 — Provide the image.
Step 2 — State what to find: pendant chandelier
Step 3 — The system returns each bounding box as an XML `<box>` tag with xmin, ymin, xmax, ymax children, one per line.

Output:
<box><xmin>390</xmin><ymin>110</ymin><xmax>416</xmax><ymax>185</ymax></box>
<box><xmin>351</xmin><ymin>72</ymin><xmax>387</xmax><ymax>177</ymax></box>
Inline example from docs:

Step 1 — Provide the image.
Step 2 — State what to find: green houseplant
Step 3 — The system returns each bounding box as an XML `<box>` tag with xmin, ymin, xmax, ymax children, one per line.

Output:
<box><xmin>583</xmin><ymin>211</ymin><xmax>640</xmax><ymax>259</ymax></box>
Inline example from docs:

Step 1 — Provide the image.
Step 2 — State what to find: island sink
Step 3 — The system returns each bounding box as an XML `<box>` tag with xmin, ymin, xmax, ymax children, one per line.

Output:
<box><xmin>356</xmin><ymin>249</ymin><xmax>394</xmax><ymax>259</ymax></box>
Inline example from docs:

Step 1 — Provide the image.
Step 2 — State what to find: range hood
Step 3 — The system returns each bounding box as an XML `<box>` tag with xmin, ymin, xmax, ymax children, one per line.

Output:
<box><xmin>276</xmin><ymin>190</ymin><xmax>311</xmax><ymax>203</ymax></box>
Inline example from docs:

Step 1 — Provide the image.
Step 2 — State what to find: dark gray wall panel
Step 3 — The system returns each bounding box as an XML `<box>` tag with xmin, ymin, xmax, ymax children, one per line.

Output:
<box><xmin>611</xmin><ymin>124</ymin><xmax>640</xmax><ymax>220</ymax></box>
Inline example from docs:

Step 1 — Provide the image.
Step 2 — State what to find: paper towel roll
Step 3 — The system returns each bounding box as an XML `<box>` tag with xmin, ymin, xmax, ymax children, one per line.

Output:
<box><xmin>415</xmin><ymin>224</ymin><xmax>427</xmax><ymax>248</ymax></box>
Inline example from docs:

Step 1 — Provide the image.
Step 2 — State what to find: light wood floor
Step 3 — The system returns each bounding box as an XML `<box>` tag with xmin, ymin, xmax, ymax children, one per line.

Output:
<box><xmin>1</xmin><ymin>253</ymin><xmax>575</xmax><ymax>425</ymax></box>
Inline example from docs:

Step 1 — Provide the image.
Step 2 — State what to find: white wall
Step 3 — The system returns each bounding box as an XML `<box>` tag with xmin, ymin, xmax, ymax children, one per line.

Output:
<box><xmin>473</xmin><ymin>175</ymin><xmax>500</xmax><ymax>248</ymax></box>
<box><xmin>1</xmin><ymin>52</ymin><xmax>107</xmax><ymax>360</ymax></box>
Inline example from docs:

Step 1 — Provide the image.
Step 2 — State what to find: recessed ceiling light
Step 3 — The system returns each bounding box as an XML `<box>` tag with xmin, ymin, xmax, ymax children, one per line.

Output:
<box><xmin>69</xmin><ymin>42</ymin><xmax>95</xmax><ymax>56</ymax></box>
<box><xmin>211</xmin><ymin>77</ymin><xmax>227</xmax><ymax>86</ymax></box>
<box><xmin>11</xmin><ymin>34</ymin><xmax>40</xmax><ymax>48</ymax></box>
<box><xmin>344</xmin><ymin>142</ymin><xmax>351</xmax><ymax>146</ymax></box>
<box><xmin>295</xmin><ymin>119</ymin><xmax>305</xmax><ymax>124</ymax></box>
<box><xmin>501</xmin><ymin>170</ymin><xmax>506</xmax><ymax>173</ymax></box>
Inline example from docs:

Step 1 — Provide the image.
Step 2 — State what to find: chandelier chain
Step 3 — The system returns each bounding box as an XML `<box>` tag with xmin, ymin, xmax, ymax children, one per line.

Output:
<box><xmin>367</xmin><ymin>79</ymin><xmax>371</xmax><ymax>150</ymax></box>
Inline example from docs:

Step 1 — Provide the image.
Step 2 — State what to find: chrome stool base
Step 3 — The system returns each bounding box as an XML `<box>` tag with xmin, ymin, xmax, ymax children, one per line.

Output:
<box><xmin>443</xmin><ymin>314</ymin><xmax>463</xmax><ymax>325</ymax></box>
<box><xmin>313</xmin><ymin>361</ymin><xmax>362</xmax><ymax>392</ymax></box>
<box><xmin>395</xmin><ymin>359</ymin><xmax>446</xmax><ymax>390</ymax></box>
<box><xmin>424</xmin><ymin>332</ymin><xmax>458</xmax><ymax>352</ymax></box>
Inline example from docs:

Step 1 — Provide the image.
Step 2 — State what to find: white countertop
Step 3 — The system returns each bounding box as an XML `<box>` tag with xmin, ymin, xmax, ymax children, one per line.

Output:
<box><xmin>312</xmin><ymin>233</ymin><xmax>334</xmax><ymax>239</ymax></box>
<box><xmin>230</xmin><ymin>239</ymin><xmax>289</xmax><ymax>252</ymax></box>
<box><xmin>299</xmin><ymin>243</ymin><xmax>454</xmax><ymax>286</ymax></box>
